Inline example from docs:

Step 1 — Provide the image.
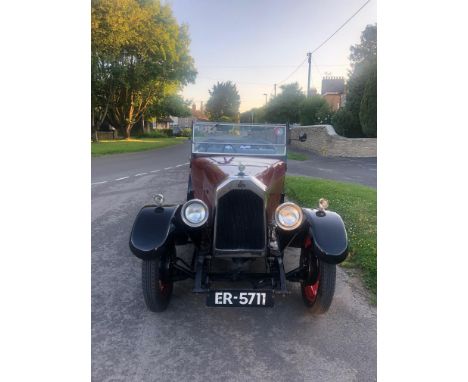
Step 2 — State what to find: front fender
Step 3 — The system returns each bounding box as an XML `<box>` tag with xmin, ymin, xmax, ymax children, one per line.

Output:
<box><xmin>129</xmin><ymin>205</ymin><xmax>180</xmax><ymax>260</ymax></box>
<box><xmin>303</xmin><ymin>208</ymin><xmax>348</xmax><ymax>264</ymax></box>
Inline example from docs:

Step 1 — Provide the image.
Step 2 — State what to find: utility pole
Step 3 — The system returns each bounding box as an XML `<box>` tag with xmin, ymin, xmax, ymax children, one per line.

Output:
<box><xmin>263</xmin><ymin>93</ymin><xmax>268</xmax><ymax>104</ymax></box>
<box><xmin>307</xmin><ymin>52</ymin><xmax>312</xmax><ymax>97</ymax></box>
<box><xmin>274</xmin><ymin>84</ymin><xmax>277</xmax><ymax>97</ymax></box>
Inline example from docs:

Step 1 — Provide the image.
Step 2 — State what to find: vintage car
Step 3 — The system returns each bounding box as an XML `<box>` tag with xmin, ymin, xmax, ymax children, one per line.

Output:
<box><xmin>129</xmin><ymin>122</ymin><xmax>348</xmax><ymax>313</ymax></box>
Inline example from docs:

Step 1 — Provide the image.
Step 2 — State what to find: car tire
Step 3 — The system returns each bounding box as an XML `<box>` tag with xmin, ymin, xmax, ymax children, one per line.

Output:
<box><xmin>142</xmin><ymin>247</ymin><xmax>174</xmax><ymax>312</ymax></box>
<box><xmin>301</xmin><ymin>251</ymin><xmax>336</xmax><ymax>314</ymax></box>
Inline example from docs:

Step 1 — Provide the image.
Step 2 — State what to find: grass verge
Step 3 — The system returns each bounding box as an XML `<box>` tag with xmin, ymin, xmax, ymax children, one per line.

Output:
<box><xmin>285</xmin><ymin>176</ymin><xmax>377</xmax><ymax>300</ymax></box>
<box><xmin>91</xmin><ymin>137</ymin><xmax>187</xmax><ymax>156</ymax></box>
<box><xmin>287</xmin><ymin>151</ymin><xmax>308</xmax><ymax>161</ymax></box>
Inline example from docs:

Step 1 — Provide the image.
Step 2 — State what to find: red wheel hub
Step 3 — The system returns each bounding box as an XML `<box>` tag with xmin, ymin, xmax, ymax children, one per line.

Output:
<box><xmin>303</xmin><ymin>236</ymin><xmax>319</xmax><ymax>302</ymax></box>
<box><xmin>304</xmin><ymin>278</ymin><xmax>320</xmax><ymax>302</ymax></box>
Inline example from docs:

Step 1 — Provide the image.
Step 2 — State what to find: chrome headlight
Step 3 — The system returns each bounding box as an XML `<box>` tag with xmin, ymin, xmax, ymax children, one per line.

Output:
<box><xmin>275</xmin><ymin>202</ymin><xmax>303</xmax><ymax>231</ymax></box>
<box><xmin>181</xmin><ymin>199</ymin><xmax>209</xmax><ymax>227</ymax></box>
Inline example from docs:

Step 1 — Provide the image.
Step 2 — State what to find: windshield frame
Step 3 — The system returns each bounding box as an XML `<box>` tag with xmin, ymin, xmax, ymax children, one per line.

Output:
<box><xmin>191</xmin><ymin>122</ymin><xmax>288</xmax><ymax>158</ymax></box>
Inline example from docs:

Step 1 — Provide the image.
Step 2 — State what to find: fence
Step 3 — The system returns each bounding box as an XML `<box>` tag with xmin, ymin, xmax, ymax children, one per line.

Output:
<box><xmin>96</xmin><ymin>131</ymin><xmax>118</xmax><ymax>140</ymax></box>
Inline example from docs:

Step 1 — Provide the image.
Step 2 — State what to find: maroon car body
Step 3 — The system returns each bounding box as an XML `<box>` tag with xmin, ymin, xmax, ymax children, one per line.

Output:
<box><xmin>129</xmin><ymin>122</ymin><xmax>348</xmax><ymax>312</ymax></box>
<box><xmin>190</xmin><ymin>155</ymin><xmax>286</xmax><ymax>221</ymax></box>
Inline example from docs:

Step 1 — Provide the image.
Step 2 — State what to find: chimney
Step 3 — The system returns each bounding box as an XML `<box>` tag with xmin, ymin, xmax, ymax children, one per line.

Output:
<box><xmin>192</xmin><ymin>104</ymin><xmax>196</xmax><ymax>114</ymax></box>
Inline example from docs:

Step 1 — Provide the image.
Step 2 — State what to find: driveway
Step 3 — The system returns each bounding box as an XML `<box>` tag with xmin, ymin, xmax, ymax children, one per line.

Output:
<box><xmin>92</xmin><ymin>143</ymin><xmax>376</xmax><ymax>381</ymax></box>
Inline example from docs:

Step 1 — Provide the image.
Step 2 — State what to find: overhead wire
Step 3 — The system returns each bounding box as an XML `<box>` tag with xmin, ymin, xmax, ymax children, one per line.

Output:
<box><xmin>197</xmin><ymin>63</ymin><xmax>348</xmax><ymax>70</ymax></box>
<box><xmin>276</xmin><ymin>57</ymin><xmax>308</xmax><ymax>85</ymax></box>
<box><xmin>273</xmin><ymin>0</ymin><xmax>371</xmax><ymax>89</ymax></box>
<box><xmin>197</xmin><ymin>76</ymin><xmax>271</xmax><ymax>86</ymax></box>
<box><xmin>194</xmin><ymin>0</ymin><xmax>372</xmax><ymax>105</ymax></box>
<box><xmin>310</xmin><ymin>0</ymin><xmax>372</xmax><ymax>55</ymax></box>
<box><xmin>198</xmin><ymin>64</ymin><xmax>300</xmax><ymax>69</ymax></box>
<box><xmin>312</xmin><ymin>56</ymin><xmax>323</xmax><ymax>78</ymax></box>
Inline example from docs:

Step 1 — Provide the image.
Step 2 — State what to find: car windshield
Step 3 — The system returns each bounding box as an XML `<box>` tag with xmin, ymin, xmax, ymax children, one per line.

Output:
<box><xmin>192</xmin><ymin>122</ymin><xmax>287</xmax><ymax>156</ymax></box>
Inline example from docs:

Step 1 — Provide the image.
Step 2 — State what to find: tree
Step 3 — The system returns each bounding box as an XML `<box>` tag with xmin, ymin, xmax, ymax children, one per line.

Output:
<box><xmin>359</xmin><ymin>62</ymin><xmax>377</xmax><ymax>137</ymax></box>
<box><xmin>147</xmin><ymin>93</ymin><xmax>191</xmax><ymax>119</ymax></box>
<box><xmin>240</xmin><ymin>107</ymin><xmax>267</xmax><ymax>123</ymax></box>
<box><xmin>316</xmin><ymin>103</ymin><xmax>334</xmax><ymax>124</ymax></box>
<box><xmin>344</xmin><ymin>68</ymin><xmax>369</xmax><ymax>137</ymax></box>
<box><xmin>264</xmin><ymin>83</ymin><xmax>306</xmax><ymax>123</ymax></box>
<box><xmin>350</xmin><ymin>24</ymin><xmax>377</xmax><ymax>67</ymax></box>
<box><xmin>342</xmin><ymin>24</ymin><xmax>377</xmax><ymax>137</ymax></box>
<box><xmin>160</xmin><ymin>94</ymin><xmax>191</xmax><ymax>118</ymax></box>
<box><xmin>331</xmin><ymin>109</ymin><xmax>355</xmax><ymax>136</ymax></box>
<box><xmin>299</xmin><ymin>96</ymin><xmax>332</xmax><ymax>125</ymax></box>
<box><xmin>91</xmin><ymin>0</ymin><xmax>196</xmax><ymax>138</ymax></box>
<box><xmin>205</xmin><ymin>81</ymin><xmax>240</xmax><ymax>121</ymax></box>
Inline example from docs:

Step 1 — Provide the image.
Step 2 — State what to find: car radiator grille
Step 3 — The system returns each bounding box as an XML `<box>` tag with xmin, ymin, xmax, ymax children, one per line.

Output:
<box><xmin>215</xmin><ymin>190</ymin><xmax>265</xmax><ymax>251</ymax></box>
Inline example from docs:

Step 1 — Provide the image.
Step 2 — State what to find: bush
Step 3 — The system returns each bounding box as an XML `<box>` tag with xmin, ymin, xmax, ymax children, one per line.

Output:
<box><xmin>359</xmin><ymin>64</ymin><xmax>377</xmax><ymax>137</ymax></box>
<box><xmin>218</xmin><ymin>115</ymin><xmax>236</xmax><ymax>122</ymax></box>
<box><xmin>264</xmin><ymin>83</ymin><xmax>305</xmax><ymax>124</ymax></box>
<box><xmin>159</xmin><ymin>128</ymin><xmax>173</xmax><ymax>137</ymax></box>
<box><xmin>180</xmin><ymin>128</ymin><xmax>192</xmax><ymax>137</ymax></box>
<box><xmin>136</xmin><ymin>129</ymin><xmax>173</xmax><ymax>139</ymax></box>
<box><xmin>299</xmin><ymin>95</ymin><xmax>331</xmax><ymax>125</ymax></box>
<box><xmin>331</xmin><ymin>109</ymin><xmax>355</xmax><ymax>136</ymax></box>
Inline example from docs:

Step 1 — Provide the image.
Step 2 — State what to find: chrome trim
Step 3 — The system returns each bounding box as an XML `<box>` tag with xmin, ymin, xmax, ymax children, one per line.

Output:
<box><xmin>213</xmin><ymin>175</ymin><xmax>268</xmax><ymax>255</ymax></box>
<box><xmin>152</xmin><ymin>193</ymin><xmax>164</xmax><ymax>207</ymax></box>
<box><xmin>181</xmin><ymin>199</ymin><xmax>209</xmax><ymax>228</ymax></box>
<box><xmin>216</xmin><ymin>175</ymin><xmax>267</xmax><ymax>200</ymax></box>
<box><xmin>275</xmin><ymin>202</ymin><xmax>304</xmax><ymax>231</ymax></box>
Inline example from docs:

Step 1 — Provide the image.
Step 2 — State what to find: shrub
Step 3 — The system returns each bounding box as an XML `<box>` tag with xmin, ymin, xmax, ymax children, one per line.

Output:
<box><xmin>180</xmin><ymin>128</ymin><xmax>192</xmax><ymax>137</ymax></box>
<box><xmin>136</xmin><ymin>129</ymin><xmax>173</xmax><ymax>139</ymax></box>
<box><xmin>331</xmin><ymin>109</ymin><xmax>355</xmax><ymax>136</ymax></box>
<box><xmin>218</xmin><ymin>115</ymin><xmax>235</xmax><ymax>122</ymax></box>
<box><xmin>359</xmin><ymin>64</ymin><xmax>377</xmax><ymax>137</ymax></box>
<box><xmin>299</xmin><ymin>95</ymin><xmax>330</xmax><ymax>125</ymax></box>
<box><xmin>159</xmin><ymin>128</ymin><xmax>173</xmax><ymax>137</ymax></box>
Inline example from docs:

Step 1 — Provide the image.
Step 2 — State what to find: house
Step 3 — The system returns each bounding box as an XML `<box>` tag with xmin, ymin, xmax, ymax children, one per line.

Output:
<box><xmin>321</xmin><ymin>76</ymin><xmax>346</xmax><ymax>112</ymax></box>
<box><xmin>177</xmin><ymin>102</ymin><xmax>209</xmax><ymax>129</ymax></box>
<box><xmin>154</xmin><ymin>116</ymin><xmax>174</xmax><ymax>130</ymax></box>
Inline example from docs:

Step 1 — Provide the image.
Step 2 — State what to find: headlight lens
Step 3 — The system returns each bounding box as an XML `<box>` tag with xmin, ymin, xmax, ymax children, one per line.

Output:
<box><xmin>181</xmin><ymin>199</ymin><xmax>208</xmax><ymax>227</ymax></box>
<box><xmin>275</xmin><ymin>202</ymin><xmax>303</xmax><ymax>230</ymax></box>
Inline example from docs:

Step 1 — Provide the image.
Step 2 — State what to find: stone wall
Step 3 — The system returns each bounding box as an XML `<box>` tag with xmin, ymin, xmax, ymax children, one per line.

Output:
<box><xmin>289</xmin><ymin>125</ymin><xmax>377</xmax><ymax>157</ymax></box>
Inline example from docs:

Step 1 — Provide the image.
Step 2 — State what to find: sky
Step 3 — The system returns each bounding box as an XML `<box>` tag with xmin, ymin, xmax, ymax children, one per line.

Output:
<box><xmin>166</xmin><ymin>0</ymin><xmax>377</xmax><ymax>112</ymax></box>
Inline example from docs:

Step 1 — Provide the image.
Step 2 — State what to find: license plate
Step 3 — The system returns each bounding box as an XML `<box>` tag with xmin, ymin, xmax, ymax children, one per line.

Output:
<box><xmin>206</xmin><ymin>290</ymin><xmax>274</xmax><ymax>307</ymax></box>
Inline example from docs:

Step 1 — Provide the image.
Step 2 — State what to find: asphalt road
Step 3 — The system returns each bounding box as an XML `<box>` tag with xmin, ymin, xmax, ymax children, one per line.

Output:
<box><xmin>287</xmin><ymin>147</ymin><xmax>376</xmax><ymax>188</ymax></box>
<box><xmin>92</xmin><ymin>143</ymin><xmax>376</xmax><ymax>382</ymax></box>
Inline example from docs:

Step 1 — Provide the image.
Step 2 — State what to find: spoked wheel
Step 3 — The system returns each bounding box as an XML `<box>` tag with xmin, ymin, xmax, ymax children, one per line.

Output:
<box><xmin>142</xmin><ymin>246</ymin><xmax>175</xmax><ymax>312</ymax></box>
<box><xmin>300</xmin><ymin>240</ymin><xmax>336</xmax><ymax>314</ymax></box>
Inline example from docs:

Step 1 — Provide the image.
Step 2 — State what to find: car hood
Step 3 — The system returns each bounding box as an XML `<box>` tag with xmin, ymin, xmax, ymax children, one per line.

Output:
<box><xmin>190</xmin><ymin>156</ymin><xmax>286</xmax><ymax>216</ymax></box>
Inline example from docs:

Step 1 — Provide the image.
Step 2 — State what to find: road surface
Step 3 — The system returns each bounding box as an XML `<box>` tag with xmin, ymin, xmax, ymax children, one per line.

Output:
<box><xmin>92</xmin><ymin>143</ymin><xmax>376</xmax><ymax>381</ymax></box>
<box><xmin>287</xmin><ymin>147</ymin><xmax>376</xmax><ymax>188</ymax></box>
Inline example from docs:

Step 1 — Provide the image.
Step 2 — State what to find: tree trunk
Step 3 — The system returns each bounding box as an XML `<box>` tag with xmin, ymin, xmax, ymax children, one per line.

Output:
<box><xmin>125</xmin><ymin>94</ymin><xmax>135</xmax><ymax>139</ymax></box>
<box><xmin>91</xmin><ymin>109</ymin><xmax>99</xmax><ymax>142</ymax></box>
<box><xmin>125</xmin><ymin>124</ymin><xmax>133</xmax><ymax>139</ymax></box>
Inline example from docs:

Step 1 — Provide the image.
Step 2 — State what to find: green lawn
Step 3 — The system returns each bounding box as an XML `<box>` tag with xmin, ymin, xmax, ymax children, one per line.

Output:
<box><xmin>91</xmin><ymin>137</ymin><xmax>187</xmax><ymax>156</ymax></box>
<box><xmin>287</xmin><ymin>151</ymin><xmax>308</xmax><ymax>161</ymax></box>
<box><xmin>285</xmin><ymin>176</ymin><xmax>377</xmax><ymax>300</ymax></box>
